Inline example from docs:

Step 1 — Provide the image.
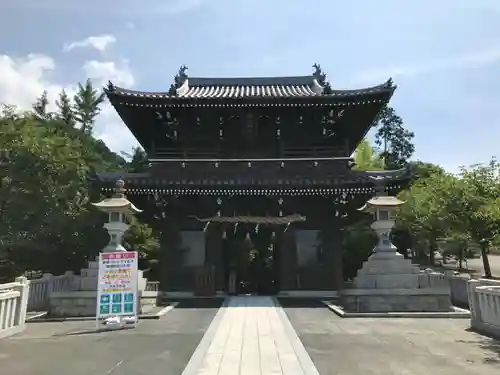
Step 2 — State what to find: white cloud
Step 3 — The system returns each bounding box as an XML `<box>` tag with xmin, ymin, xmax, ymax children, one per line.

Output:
<box><xmin>83</xmin><ymin>60</ymin><xmax>135</xmax><ymax>88</ymax></box>
<box><xmin>81</xmin><ymin>60</ymin><xmax>137</xmax><ymax>150</ymax></box>
<box><xmin>0</xmin><ymin>53</ymin><xmax>138</xmax><ymax>153</ymax></box>
<box><xmin>352</xmin><ymin>46</ymin><xmax>500</xmax><ymax>84</ymax></box>
<box><xmin>64</xmin><ymin>35</ymin><xmax>116</xmax><ymax>53</ymax></box>
<box><xmin>0</xmin><ymin>54</ymin><xmax>71</xmax><ymax>111</ymax></box>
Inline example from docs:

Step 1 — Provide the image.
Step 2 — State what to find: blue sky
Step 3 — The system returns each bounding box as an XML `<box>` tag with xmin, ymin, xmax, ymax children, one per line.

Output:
<box><xmin>0</xmin><ymin>0</ymin><xmax>499</xmax><ymax>172</ymax></box>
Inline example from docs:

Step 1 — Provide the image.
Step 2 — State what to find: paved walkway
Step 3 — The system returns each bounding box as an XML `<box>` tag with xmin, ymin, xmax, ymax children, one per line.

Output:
<box><xmin>2</xmin><ymin>297</ymin><xmax>499</xmax><ymax>374</ymax></box>
<box><xmin>182</xmin><ymin>296</ymin><xmax>319</xmax><ymax>375</ymax></box>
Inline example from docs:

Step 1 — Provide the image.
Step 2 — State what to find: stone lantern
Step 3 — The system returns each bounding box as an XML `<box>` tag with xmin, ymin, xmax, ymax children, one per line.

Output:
<box><xmin>92</xmin><ymin>179</ymin><xmax>142</xmax><ymax>252</ymax></box>
<box><xmin>357</xmin><ymin>195</ymin><xmax>405</xmax><ymax>259</ymax></box>
<box><xmin>339</xmin><ymin>180</ymin><xmax>454</xmax><ymax>315</ymax></box>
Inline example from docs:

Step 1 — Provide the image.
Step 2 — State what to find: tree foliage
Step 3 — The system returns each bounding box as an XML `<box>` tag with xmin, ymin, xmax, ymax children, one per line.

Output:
<box><xmin>353</xmin><ymin>139</ymin><xmax>384</xmax><ymax>171</ymax></box>
<box><xmin>374</xmin><ymin>106</ymin><xmax>415</xmax><ymax>169</ymax></box>
<box><xmin>0</xmin><ymin>84</ymin><xmax>159</xmax><ymax>282</ymax></box>
<box><xmin>32</xmin><ymin>91</ymin><xmax>50</xmax><ymax>120</ymax></box>
<box><xmin>395</xmin><ymin>159</ymin><xmax>500</xmax><ymax>277</ymax></box>
<box><xmin>73</xmin><ymin>79</ymin><xmax>106</xmax><ymax>134</ymax></box>
<box><xmin>56</xmin><ymin>89</ymin><xmax>75</xmax><ymax>127</ymax></box>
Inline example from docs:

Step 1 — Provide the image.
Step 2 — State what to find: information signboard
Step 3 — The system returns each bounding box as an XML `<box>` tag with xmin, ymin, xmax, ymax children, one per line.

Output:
<box><xmin>96</xmin><ymin>251</ymin><xmax>138</xmax><ymax>320</ymax></box>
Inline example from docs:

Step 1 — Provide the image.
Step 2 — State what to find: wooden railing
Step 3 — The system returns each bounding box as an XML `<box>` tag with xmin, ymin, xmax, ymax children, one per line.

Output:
<box><xmin>153</xmin><ymin>148</ymin><xmax>220</xmax><ymax>159</ymax></box>
<box><xmin>282</xmin><ymin>146</ymin><xmax>346</xmax><ymax>158</ymax></box>
<box><xmin>151</xmin><ymin>145</ymin><xmax>347</xmax><ymax>159</ymax></box>
<box><xmin>147</xmin><ymin>157</ymin><xmax>353</xmax><ymax>183</ymax></box>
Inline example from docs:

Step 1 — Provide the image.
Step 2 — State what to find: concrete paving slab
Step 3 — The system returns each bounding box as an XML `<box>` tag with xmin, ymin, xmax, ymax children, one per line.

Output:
<box><xmin>0</xmin><ymin>298</ymin><xmax>223</xmax><ymax>375</ymax></box>
<box><xmin>182</xmin><ymin>296</ymin><xmax>320</xmax><ymax>375</ymax></box>
<box><xmin>323</xmin><ymin>300</ymin><xmax>471</xmax><ymax>318</ymax></box>
<box><xmin>280</xmin><ymin>298</ymin><xmax>500</xmax><ymax>375</ymax></box>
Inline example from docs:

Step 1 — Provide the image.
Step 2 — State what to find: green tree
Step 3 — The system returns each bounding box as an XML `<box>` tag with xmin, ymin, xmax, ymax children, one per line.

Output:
<box><xmin>353</xmin><ymin>139</ymin><xmax>384</xmax><ymax>171</ymax></box>
<box><xmin>0</xmin><ymin>93</ymin><xmax>155</xmax><ymax>281</ymax></box>
<box><xmin>73</xmin><ymin>79</ymin><xmax>105</xmax><ymax>134</ymax></box>
<box><xmin>374</xmin><ymin>106</ymin><xmax>415</xmax><ymax>169</ymax></box>
<box><xmin>122</xmin><ymin>147</ymin><xmax>149</xmax><ymax>172</ymax></box>
<box><xmin>458</xmin><ymin>160</ymin><xmax>500</xmax><ymax>278</ymax></box>
<box><xmin>124</xmin><ymin>215</ymin><xmax>160</xmax><ymax>269</ymax></box>
<box><xmin>32</xmin><ymin>90</ymin><xmax>50</xmax><ymax>120</ymax></box>
<box><xmin>56</xmin><ymin>89</ymin><xmax>75</xmax><ymax>127</ymax></box>
<box><xmin>0</xmin><ymin>109</ymin><xmax>100</xmax><ymax>277</ymax></box>
<box><xmin>342</xmin><ymin>220</ymin><xmax>377</xmax><ymax>279</ymax></box>
<box><xmin>409</xmin><ymin>161</ymin><xmax>445</xmax><ymax>183</ymax></box>
<box><xmin>397</xmin><ymin>172</ymin><xmax>466</xmax><ymax>265</ymax></box>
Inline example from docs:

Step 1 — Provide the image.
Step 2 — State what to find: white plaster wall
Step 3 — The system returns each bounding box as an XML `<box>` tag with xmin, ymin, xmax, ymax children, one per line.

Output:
<box><xmin>296</xmin><ymin>230</ymin><xmax>320</xmax><ymax>266</ymax></box>
<box><xmin>180</xmin><ymin>231</ymin><xmax>206</xmax><ymax>266</ymax></box>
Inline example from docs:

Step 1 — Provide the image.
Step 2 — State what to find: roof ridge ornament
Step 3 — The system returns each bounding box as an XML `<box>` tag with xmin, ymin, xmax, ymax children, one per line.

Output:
<box><xmin>312</xmin><ymin>63</ymin><xmax>332</xmax><ymax>94</ymax></box>
<box><xmin>168</xmin><ymin>65</ymin><xmax>188</xmax><ymax>96</ymax></box>
<box><xmin>113</xmin><ymin>179</ymin><xmax>126</xmax><ymax>198</ymax></box>
<box><xmin>105</xmin><ymin>80</ymin><xmax>115</xmax><ymax>92</ymax></box>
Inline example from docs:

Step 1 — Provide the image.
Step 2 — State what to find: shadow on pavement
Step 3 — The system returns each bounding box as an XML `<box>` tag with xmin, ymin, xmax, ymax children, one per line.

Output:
<box><xmin>277</xmin><ymin>298</ymin><xmax>330</xmax><ymax>308</ymax></box>
<box><xmin>462</xmin><ymin>328</ymin><xmax>500</xmax><ymax>364</ymax></box>
<box><xmin>163</xmin><ymin>297</ymin><xmax>225</xmax><ymax>309</ymax></box>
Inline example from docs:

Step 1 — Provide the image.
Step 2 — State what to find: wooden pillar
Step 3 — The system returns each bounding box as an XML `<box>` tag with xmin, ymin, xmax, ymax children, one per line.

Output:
<box><xmin>159</xmin><ymin>220</ymin><xmax>182</xmax><ymax>292</ymax></box>
<box><xmin>279</xmin><ymin>228</ymin><xmax>298</xmax><ymax>290</ymax></box>
<box><xmin>204</xmin><ymin>224</ymin><xmax>225</xmax><ymax>291</ymax></box>
<box><xmin>331</xmin><ymin>218</ymin><xmax>344</xmax><ymax>291</ymax></box>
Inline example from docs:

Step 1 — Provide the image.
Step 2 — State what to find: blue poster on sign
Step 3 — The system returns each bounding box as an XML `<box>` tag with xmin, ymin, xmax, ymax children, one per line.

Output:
<box><xmin>100</xmin><ymin>294</ymin><xmax>110</xmax><ymax>304</ymax></box>
<box><xmin>96</xmin><ymin>251</ymin><xmax>138</xmax><ymax>320</ymax></box>
<box><xmin>124</xmin><ymin>303</ymin><xmax>134</xmax><ymax>313</ymax></box>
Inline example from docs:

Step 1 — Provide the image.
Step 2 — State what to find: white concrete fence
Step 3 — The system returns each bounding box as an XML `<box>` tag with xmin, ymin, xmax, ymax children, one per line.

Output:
<box><xmin>0</xmin><ymin>277</ymin><xmax>30</xmax><ymax>339</ymax></box>
<box><xmin>27</xmin><ymin>271</ymin><xmax>78</xmax><ymax>311</ymax></box>
<box><xmin>27</xmin><ymin>271</ymin><xmax>160</xmax><ymax>312</ymax></box>
<box><xmin>467</xmin><ymin>279</ymin><xmax>500</xmax><ymax>338</ymax></box>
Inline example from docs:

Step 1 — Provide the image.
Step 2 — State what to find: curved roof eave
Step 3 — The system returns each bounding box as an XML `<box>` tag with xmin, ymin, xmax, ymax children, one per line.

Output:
<box><xmin>103</xmin><ymin>79</ymin><xmax>395</xmax><ymax>100</ymax></box>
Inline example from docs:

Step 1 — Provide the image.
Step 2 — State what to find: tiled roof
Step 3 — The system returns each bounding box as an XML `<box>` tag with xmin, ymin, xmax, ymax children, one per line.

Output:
<box><xmin>104</xmin><ymin>75</ymin><xmax>394</xmax><ymax>100</ymax></box>
<box><xmin>177</xmin><ymin>76</ymin><xmax>319</xmax><ymax>98</ymax></box>
<box><xmin>178</xmin><ymin>82</ymin><xmax>317</xmax><ymax>98</ymax></box>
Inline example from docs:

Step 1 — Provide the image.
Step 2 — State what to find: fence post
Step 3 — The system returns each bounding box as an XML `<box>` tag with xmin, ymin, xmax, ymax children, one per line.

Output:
<box><xmin>44</xmin><ymin>273</ymin><xmax>54</xmax><ymax>299</ymax></box>
<box><xmin>63</xmin><ymin>271</ymin><xmax>76</xmax><ymax>291</ymax></box>
<box><xmin>467</xmin><ymin>279</ymin><xmax>481</xmax><ymax>326</ymax></box>
<box><xmin>14</xmin><ymin>276</ymin><xmax>30</xmax><ymax>328</ymax></box>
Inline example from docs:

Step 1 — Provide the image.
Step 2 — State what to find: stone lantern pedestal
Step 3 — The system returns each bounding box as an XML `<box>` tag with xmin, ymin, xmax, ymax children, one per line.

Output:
<box><xmin>340</xmin><ymin>193</ymin><xmax>453</xmax><ymax>313</ymax></box>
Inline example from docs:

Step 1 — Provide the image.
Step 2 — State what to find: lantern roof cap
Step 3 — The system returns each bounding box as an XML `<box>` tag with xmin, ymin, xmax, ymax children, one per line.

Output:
<box><xmin>358</xmin><ymin>195</ymin><xmax>405</xmax><ymax>212</ymax></box>
<box><xmin>92</xmin><ymin>179</ymin><xmax>142</xmax><ymax>214</ymax></box>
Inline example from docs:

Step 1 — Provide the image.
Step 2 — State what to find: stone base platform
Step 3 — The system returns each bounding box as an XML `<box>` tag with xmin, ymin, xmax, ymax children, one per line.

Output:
<box><xmin>340</xmin><ymin>288</ymin><xmax>452</xmax><ymax>313</ymax></box>
<box><xmin>48</xmin><ymin>290</ymin><xmax>160</xmax><ymax>317</ymax></box>
<box><xmin>324</xmin><ymin>301</ymin><xmax>470</xmax><ymax>318</ymax></box>
<box><xmin>28</xmin><ymin>304</ymin><xmax>176</xmax><ymax>322</ymax></box>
